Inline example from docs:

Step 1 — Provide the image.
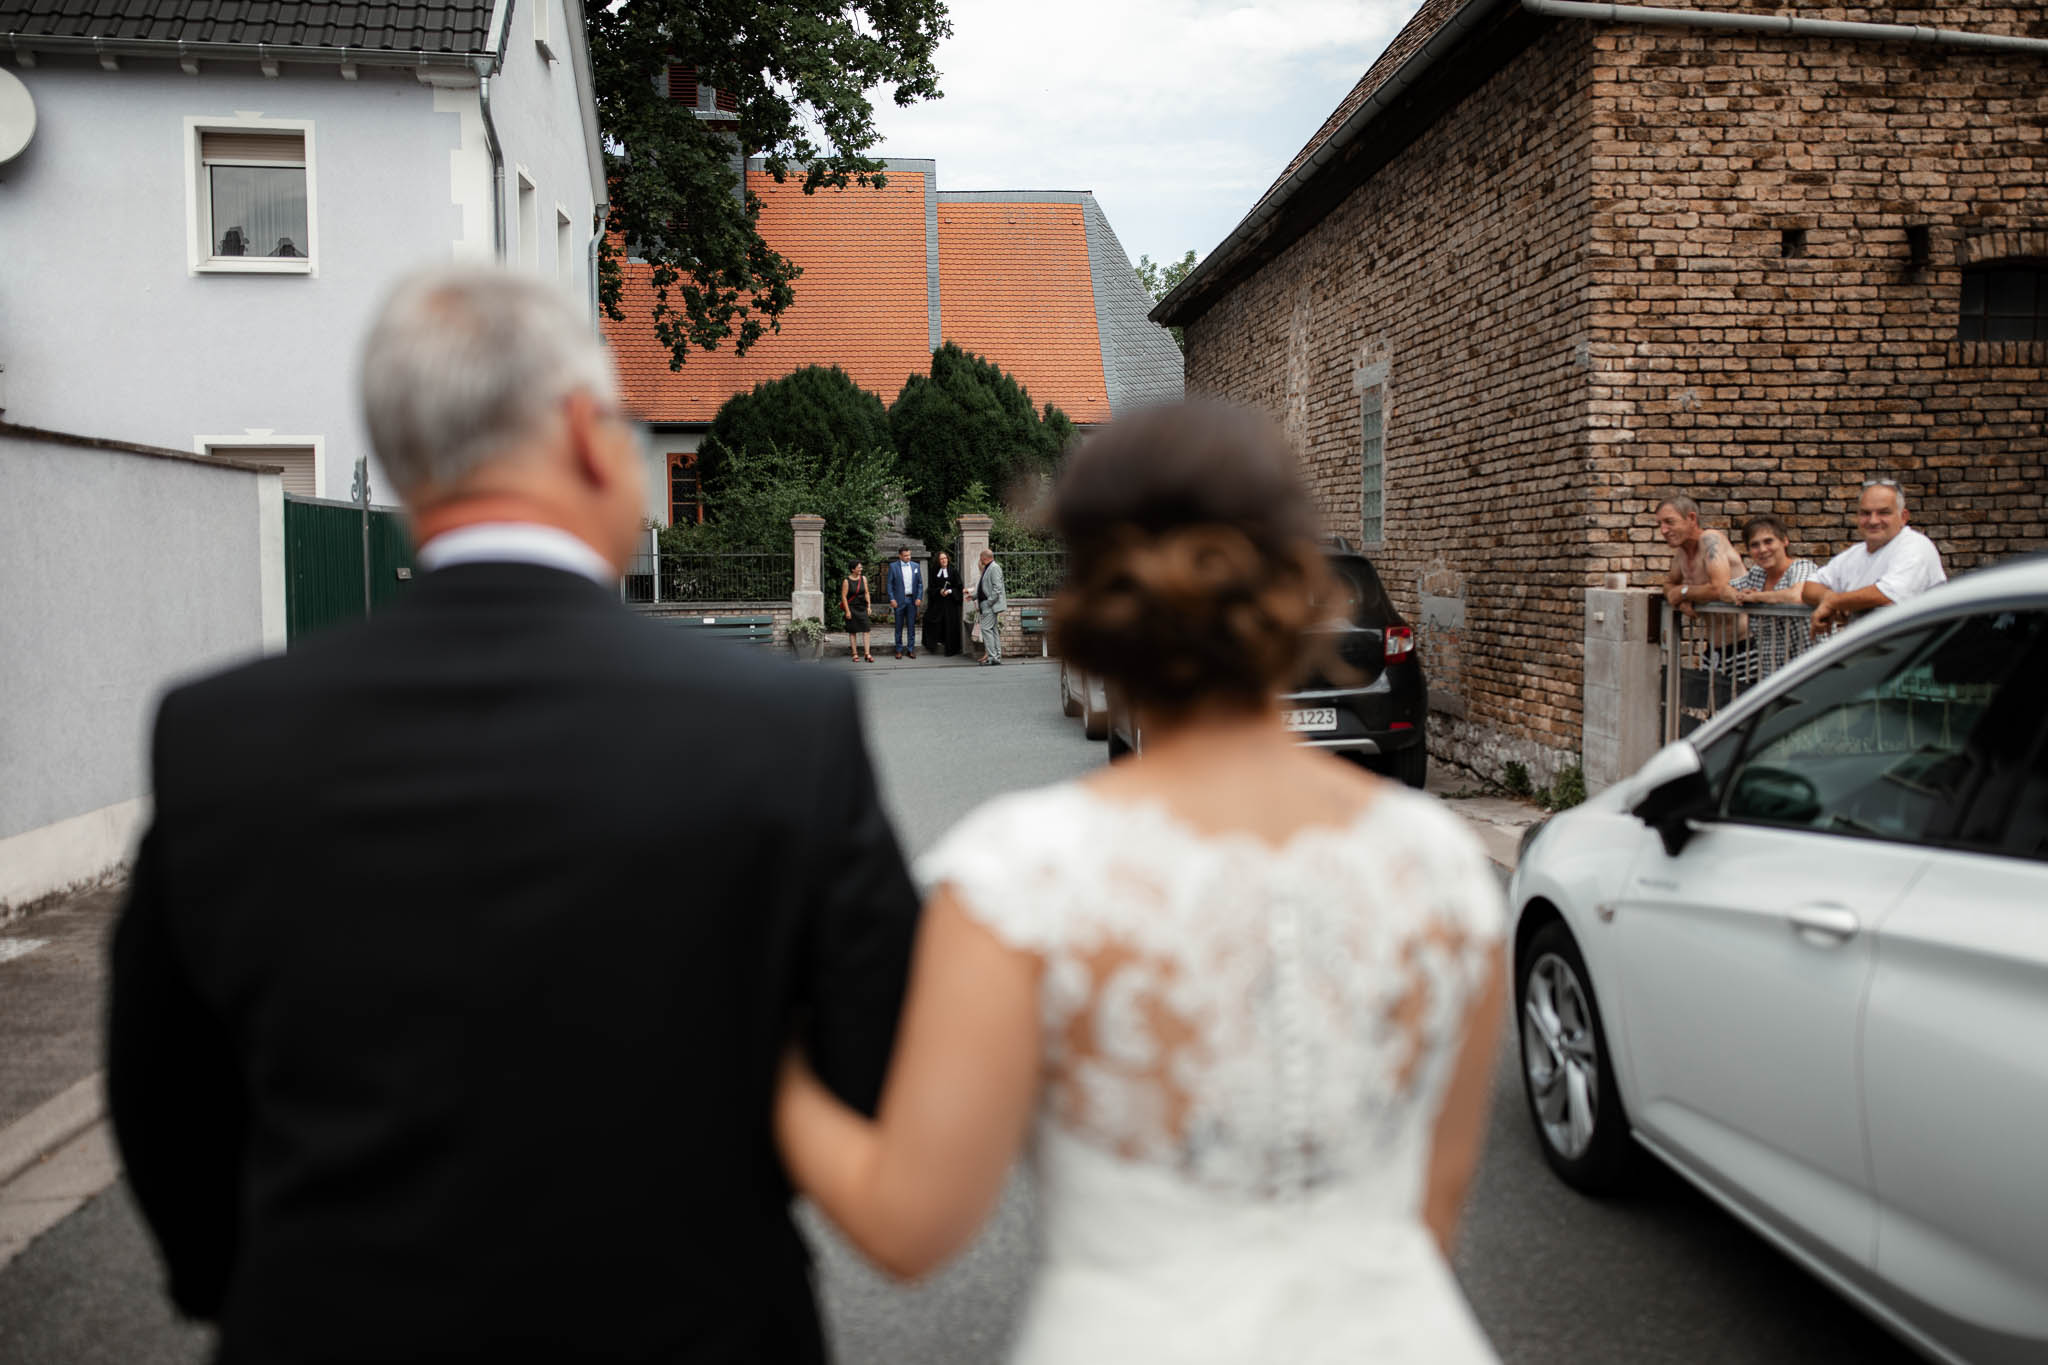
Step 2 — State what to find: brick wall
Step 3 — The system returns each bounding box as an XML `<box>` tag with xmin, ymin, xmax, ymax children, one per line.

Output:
<box><xmin>1583</xmin><ymin>6</ymin><xmax>2048</xmax><ymax>584</ymax></box>
<box><xmin>1184</xmin><ymin>3</ymin><xmax>2047</xmax><ymax>785</ymax></box>
<box><xmin>1185</xmin><ymin>25</ymin><xmax>1600</xmax><ymax>786</ymax></box>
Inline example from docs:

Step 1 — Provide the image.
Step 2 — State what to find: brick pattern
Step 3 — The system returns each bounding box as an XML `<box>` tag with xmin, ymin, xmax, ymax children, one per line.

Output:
<box><xmin>1185</xmin><ymin>3</ymin><xmax>2048</xmax><ymax>783</ymax></box>
<box><xmin>1584</xmin><ymin>8</ymin><xmax>2048</xmax><ymax>587</ymax></box>
<box><xmin>1186</xmin><ymin>26</ymin><xmax>1599</xmax><ymax>785</ymax></box>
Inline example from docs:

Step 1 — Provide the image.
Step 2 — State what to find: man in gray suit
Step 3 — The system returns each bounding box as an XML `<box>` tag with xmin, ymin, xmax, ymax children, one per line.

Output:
<box><xmin>975</xmin><ymin>548</ymin><xmax>1008</xmax><ymax>667</ymax></box>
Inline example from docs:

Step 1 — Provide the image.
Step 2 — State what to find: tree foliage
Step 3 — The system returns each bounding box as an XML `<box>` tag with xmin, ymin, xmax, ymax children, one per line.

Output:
<box><xmin>660</xmin><ymin>442</ymin><xmax>907</xmax><ymax>628</ymax></box>
<box><xmin>591</xmin><ymin>1</ymin><xmax>952</xmax><ymax>370</ymax></box>
<box><xmin>889</xmin><ymin>343</ymin><xmax>1075</xmax><ymax>549</ymax></box>
<box><xmin>698</xmin><ymin>364</ymin><xmax>892</xmax><ymax>500</ymax></box>
<box><xmin>1135</xmin><ymin>249</ymin><xmax>1198</xmax><ymax>353</ymax></box>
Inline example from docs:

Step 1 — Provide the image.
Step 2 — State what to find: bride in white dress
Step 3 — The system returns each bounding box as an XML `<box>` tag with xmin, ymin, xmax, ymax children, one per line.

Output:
<box><xmin>776</xmin><ymin>402</ymin><xmax>1506</xmax><ymax>1363</ymax></box>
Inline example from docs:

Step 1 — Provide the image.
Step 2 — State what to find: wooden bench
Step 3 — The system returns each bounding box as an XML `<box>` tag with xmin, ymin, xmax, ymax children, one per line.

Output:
<box><xmin>662</xmin><ymin>614</ymin><xmax>777</xmax><ymax>644</ymax></box>
<box><xmin>1019</xmin><ymin>606</ymin><xmax>1052</xmax><ymax>657</ymax></box>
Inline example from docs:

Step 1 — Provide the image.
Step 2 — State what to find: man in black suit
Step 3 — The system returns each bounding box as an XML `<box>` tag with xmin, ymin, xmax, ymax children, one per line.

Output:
<box><xmin>107</xmin><ymin>267</ymin><xmax>918</xmax><ymax>1364</ymax></box>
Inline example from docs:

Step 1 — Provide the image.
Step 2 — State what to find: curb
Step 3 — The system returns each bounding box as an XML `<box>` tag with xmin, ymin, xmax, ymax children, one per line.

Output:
<box><xmin>0</xmin><ymin>1073</ymin><xmax>105</xmax><ymax>1188</ymax></box>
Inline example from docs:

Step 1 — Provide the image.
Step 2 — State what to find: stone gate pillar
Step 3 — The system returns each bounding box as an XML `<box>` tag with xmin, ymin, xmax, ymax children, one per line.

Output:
<box><xmin>791</xmin><ymin>514</ymin><xmax>825</xmax><ymax>622</ymax></box>
<box><xmin>1582</xmin><ymin>586</ymin><xmax>1662</xmax><ymax>793</ymax></box>
<box><xmin>957</xmin><ymin>513</ymin><xmax>993</xmax><ymax>603</ymax></box>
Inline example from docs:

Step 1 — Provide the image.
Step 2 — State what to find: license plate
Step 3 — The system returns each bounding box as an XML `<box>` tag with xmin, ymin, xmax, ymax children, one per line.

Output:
<box><xmin>1283</xmin><ymin>707</ymin><xmax>1338</xmax><ymax>733</ymax></box>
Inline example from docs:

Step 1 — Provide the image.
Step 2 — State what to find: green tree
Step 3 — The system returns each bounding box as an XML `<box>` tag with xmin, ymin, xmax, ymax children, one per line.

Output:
<box><xmin>660</xmin><ymin>442</ymin><xmax>907</xmax><ymax>628</ymax></box>
<box><xmin>697</xmin><ymin>365</ymin><xmax>891</xmax><ymax>501</ymax></box>
<box><xmin>591</xmin><ymin>1</ymin><xmax>952</xmax><ymax>371</ymax></box>
<box><xmin>1135</xmin><ymin>249</ymin><xmax>1198</xmax><ymax>352</ymax></box>
<box><xmin>888</xmin><ymin>343</ymin><xmax>1075</xmax><ymax>549</ymax></box>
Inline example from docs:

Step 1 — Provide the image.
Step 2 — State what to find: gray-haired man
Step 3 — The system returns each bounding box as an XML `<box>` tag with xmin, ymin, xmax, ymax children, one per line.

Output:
<box><xmin>107</xmin><ymin>267</ymin><xmax>916</xmax><ymax>1364</ymax></box>
<box><xmin>975</xmin><ymin>548</ymin><xmax>1008</xmax><ymax>666</ymax></box>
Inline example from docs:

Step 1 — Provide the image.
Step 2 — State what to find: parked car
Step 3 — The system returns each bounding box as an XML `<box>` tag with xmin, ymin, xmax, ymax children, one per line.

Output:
<box><xmin>1058</xmin><ymin>660</ymin><xmax>1111</xmax><ymax>741</ymax></box>
<box><xmin>1105</xmin><ymin>543</ymin><xmax>1429</xmax><ymax>787</ymax></box>
<box><xmin>1508</xmin><ymin>555</ymin><xmax>2048</xmax><ymax>1365</ymax></box>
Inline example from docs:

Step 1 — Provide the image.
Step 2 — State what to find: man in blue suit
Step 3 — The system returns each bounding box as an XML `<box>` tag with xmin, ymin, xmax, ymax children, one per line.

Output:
<box><xmin>886</xmin><ymin>545</ymin><xmax>924</xmax><ymax>659</ymax></box>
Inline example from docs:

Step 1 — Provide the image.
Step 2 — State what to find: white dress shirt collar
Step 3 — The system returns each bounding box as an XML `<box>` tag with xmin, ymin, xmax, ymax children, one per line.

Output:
<box><xmin>415</xmin><ymin>522</ymin><xmax>616</xmax><ymax>586</ymax></box>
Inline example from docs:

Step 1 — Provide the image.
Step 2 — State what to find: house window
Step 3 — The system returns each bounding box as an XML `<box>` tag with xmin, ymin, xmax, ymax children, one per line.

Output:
<box><xmin>517</xmin><ymin>170</ymin><xmax>539</xmax><ymax>273</ymax></box>
<box><xmin>1959</xmin><ymin>261</ymin><xmax>2048</xmax><ymax>342</ymax></box>
<box><xmin>670</xmin><ymin>455</ymin><xmax>701</xmax><ymax>525</ymax></box>
<box><xmin>191</xmin><ymin>123</ymin><xmax>315</xmax><ymax>272</ymax></box>
<box><xmin>1359</xmin><ymin>386</ymin><xmax>1385</xmax><ymax>546</ymax></box>
<box><xmin>200</xmin><ymin>441</ymin><xmax>320</xmax><ymax>498</ymax></box>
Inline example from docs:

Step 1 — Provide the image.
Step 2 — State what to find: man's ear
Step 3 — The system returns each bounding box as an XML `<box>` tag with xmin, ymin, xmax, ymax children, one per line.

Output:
<box><xmin>561</xmin><ymin>391</ymin><xmax>612</xmax><ymax>490</ymax></box>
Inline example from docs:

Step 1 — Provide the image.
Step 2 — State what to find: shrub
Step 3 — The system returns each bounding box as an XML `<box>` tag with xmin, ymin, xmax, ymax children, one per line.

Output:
<box><xmin>786</xmin><ymin>617</ymin><xmax>826</xmax><ymax>644</ymax></box>
<box><xmin>1542</xmin><ymin>763</ymin><xmax>1588</xmax><ymax>812</ymax></box>
<box><xmin>697</xmin><ymin>365</ymin><xmax>892</xmax><ymax>503</ymax></box>
<box><xmin>1501</xmin><ymin>761</ymin><xmax>1533</xmax><ymax>798</ymax></box>
<box><xmin>889</xmin><ymin>343</ymin><xmax>1076</xmax><ymax>549</ymax></box>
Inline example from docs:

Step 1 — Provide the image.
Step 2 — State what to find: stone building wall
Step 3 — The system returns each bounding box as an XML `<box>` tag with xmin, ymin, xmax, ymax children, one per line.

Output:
<box><xmin>1582</xmin><ymin>6</ymin><xmax>2048</xmax><ymax>583</ymax></box>
<box><xmin>1184</xmin><ymin>25</ymin><xmax>1601</xmax><ymax>786</ymax></box>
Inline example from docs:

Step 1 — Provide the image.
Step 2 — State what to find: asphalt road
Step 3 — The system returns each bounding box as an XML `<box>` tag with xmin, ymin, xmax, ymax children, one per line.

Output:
<box><xmin>0</xmin><ymin>654</ymin><xmax>1921</xmax><ymax>1364</ymax></box>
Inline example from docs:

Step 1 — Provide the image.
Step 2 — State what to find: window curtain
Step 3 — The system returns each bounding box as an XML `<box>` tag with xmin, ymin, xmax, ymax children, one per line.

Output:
<box><xmin>211</xmin><ymin>166</ymin><xmax>308</xmax><ymax>257</ymax></box>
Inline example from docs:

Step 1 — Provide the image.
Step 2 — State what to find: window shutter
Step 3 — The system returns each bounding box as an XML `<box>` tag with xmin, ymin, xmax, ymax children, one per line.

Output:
<box><xmin>715</xmin><ymin>87</ymin><xmax>737</xmax><ymax>113</ymax></box>
<box><xmin>200</xmin><ymin>130</ymin><xmax>305</xmax><ymax>163</ymax></box>
<box><xmin>666</xmin><ymin>64</ymin><xmax>698</xmax><ymax>104</ymax></box>
<box><xmin>224</xmin><ymin>446</ymin><xmax>318</xmax><ymax>497</ymax></box>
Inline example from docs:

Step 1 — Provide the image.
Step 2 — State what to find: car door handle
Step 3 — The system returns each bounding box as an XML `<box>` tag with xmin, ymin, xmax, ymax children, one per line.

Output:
<box><xmin>1787</xmin><ymin>904</ymin><xmax>1861</xmax><ymax>946</ymax></box>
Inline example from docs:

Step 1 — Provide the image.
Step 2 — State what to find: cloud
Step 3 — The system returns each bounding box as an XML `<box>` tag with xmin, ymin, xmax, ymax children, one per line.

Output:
<box><xmin>870</xmin><ymin>0</ymin><xmax>1426</xmax><ymax>267</ymax></box>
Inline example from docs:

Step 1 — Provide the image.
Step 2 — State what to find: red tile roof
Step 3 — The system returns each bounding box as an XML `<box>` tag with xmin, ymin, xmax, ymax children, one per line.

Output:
<box><xmin>606</xmin><ymin>170</ymin><xmax>933</xmax><ymax>424</ymax></box>
<box><xmin>935</xmin><ymin>202</ymin><xmax>1109</xmax><ymax>424</ymax></box>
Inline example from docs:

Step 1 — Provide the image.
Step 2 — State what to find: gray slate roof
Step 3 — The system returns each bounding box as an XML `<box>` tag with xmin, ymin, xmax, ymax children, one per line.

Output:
<box><xmin>0</xmin><ymin>1</ymin><xmax>496</xmax><ymax>53</ymax></box>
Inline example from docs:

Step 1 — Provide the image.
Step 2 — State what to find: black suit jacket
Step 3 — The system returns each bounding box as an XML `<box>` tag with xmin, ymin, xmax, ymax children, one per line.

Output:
<box><xmin>108</xmin><ymin>563</ymin><xmax>918</xmax><ymax>1364</ymax></box>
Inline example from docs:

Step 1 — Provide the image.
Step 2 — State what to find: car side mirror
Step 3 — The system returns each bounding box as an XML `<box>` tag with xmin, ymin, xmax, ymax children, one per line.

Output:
<box><xmin>1630</xmin><ymin>742</ymin><xmax>1713</xmax><ymax>857</ymax></box>
<box><xmin>1726</xmin><ymin>765</ymin><xmax>1821</xmax><ymax>825</ymax></box>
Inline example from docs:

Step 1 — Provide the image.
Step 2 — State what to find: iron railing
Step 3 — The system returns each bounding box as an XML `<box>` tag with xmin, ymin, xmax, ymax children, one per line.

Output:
<box><xmin>623</xmin><ymin>551</ymin><xmax>792</xmax><ymax>605</ymax></box>
<box><xmin>1660</xmin><ymin>599</ymin><xmax>1818</xmax><ymax>741</ymax></box>
<box><xmin>993</xmin><ymin>548</ymin><xmax>1066</xmax><ymax>600</ymax></box>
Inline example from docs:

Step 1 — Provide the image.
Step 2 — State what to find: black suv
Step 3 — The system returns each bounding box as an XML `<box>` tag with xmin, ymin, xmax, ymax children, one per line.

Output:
<box><xmin>1108</xmin><ymin>543</ymin><xmax>1429</xmax><ymax>787</ymax></box>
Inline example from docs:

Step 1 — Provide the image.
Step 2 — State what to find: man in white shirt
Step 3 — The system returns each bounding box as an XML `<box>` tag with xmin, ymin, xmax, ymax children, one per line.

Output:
<box><xmin>1802</xmin><ymin>479</ymin><xmax>1947</xmax><ymax>633</ymax></box>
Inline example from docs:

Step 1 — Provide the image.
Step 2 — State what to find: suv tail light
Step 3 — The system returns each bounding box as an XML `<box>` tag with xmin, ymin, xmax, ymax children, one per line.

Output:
<box><xmin>1383</xmin><ymin>626</ymin><xmax>1414</xmax><ymax>662</ymax></box>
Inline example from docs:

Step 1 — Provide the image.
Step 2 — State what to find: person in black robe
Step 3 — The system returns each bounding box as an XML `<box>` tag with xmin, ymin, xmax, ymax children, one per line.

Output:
<box><xmin>923</xmin><ymin>551</ymin><xmax>963</xmax><ymax>656</ymax></box>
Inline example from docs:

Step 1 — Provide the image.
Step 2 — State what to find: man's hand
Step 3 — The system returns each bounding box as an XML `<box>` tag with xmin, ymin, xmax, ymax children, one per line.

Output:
<box><xmin>1811</xmin><ymin>592</ymin><xmax>1842</xmax><ymax>634</ymax></box>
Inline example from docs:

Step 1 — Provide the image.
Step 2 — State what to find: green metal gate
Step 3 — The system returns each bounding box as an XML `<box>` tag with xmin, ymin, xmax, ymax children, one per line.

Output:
<box><xmin>284</xmin><ymin>495</ymin><xmax>414</xmax><ymax>642</ymax></box>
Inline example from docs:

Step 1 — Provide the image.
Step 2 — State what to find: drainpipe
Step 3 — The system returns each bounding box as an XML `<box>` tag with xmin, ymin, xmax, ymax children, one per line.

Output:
<box><xmin>588</xmin><ymin>201</ymin><xmax>607</xmax><ymax>333</ymax></box>
<box><xmin>473</xmin><ymin>0</ymin><xmax>520</xmax><ymax>260</ymax></box>
<box><xmin>1518</xmin><ymin>0</ymin><xmax>2048</xmax><ymax>55</ymax></box>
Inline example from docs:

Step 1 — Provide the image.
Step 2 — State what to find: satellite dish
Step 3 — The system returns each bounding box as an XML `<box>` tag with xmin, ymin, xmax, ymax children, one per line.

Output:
<box><xmin>0</xmin><ymin>67</ymin><xmax>36</xmax><ymax>165</ymax></box>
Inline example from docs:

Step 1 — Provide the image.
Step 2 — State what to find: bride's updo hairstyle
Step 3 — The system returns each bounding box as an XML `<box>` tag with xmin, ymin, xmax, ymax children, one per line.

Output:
<box><xmin>1049</xmin><ymin>401</ymin><xmax>1339</xmax><ymax>719</ymax></box>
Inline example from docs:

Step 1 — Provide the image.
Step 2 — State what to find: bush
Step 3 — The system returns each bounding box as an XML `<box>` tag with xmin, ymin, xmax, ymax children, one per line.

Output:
<box><xmin>1542</xmin><ymin>763</ymin><xmax>1588</xmax><ymax>811</ymax></box>
<box><xmin>1501</xmin><ymin>761</ymin><xmax>1532</xmax><ymax>797</ymax></box>
<box><xmin>697</xmin><ymin>365</ymin><xmax>892</xmax><ymax>504</ymax></box>
<box><xmin>944</xmin><ymin>480</ymin><xmax>1060</xmax><ymax>554</ymax></box>
<box><xmin>786</xmin><ymin>617</ymin><xmax>826</xmax><ymax>644</ymax></box>
<box><xmin>890</xmin><ymin>343</ymin><xmax>1076</xmax><ymax>549</ymax></box>
<box><xmin>662</xmin><ymin>441</ymin><xmax>907</xmax><ymax>629</ymax></box>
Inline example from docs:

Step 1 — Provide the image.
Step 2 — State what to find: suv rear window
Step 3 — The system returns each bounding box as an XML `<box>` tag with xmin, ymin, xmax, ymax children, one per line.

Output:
<box><xmin>1329</xmin><ymin>555</ymin><xmax>1394</xmax><ymax>625</ymax></box>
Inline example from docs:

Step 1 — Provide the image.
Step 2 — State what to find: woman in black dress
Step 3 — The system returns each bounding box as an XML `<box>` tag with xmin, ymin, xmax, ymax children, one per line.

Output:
<box><xmin>923</xmin><ymin>551</ymin><xmax>964</xmax><ymax>657</ymax></box>
<box><xmin>840</xmin><ymin>562</ymin><xmax>875</xmax><ymax>662</ymax></box>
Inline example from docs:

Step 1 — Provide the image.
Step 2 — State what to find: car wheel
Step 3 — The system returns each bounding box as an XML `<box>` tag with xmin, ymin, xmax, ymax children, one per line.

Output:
<box><xmin>1518</xmin><ymin>919</ymin><xmax>1634</xmax><ymax>1193</ymax></box>
<box><xmin>1387</xmin><ymin>744</ymin><xmax>1427</xmax><ymax>789</ymax></box>
<box><xmin>1060</xmin><ymin>663</ymin><xmax>1083</xmax><ymax>718</ymax></box>
<box><xmin>1082</xmin><ymin>693</ymin><xmax>1110</xmax><ymax>741</ymax></box>
<box><xmin>1106</xmin><ymin>728</ymin><xmax>1132</xmax><ymax>761</ymax></box>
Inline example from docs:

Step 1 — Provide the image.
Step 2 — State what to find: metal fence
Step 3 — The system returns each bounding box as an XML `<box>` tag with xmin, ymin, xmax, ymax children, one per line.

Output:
<box><xmin>1660</xmin><ymin>599</ymin><xmax>1819</xmax><ymax>741</ymax></box>
<box><xmin>995</xmin><ymin>548</ymin><xmax>1066</xmax><ymax>600</ymax></box>
<box><xmin>623</xmin><ymin>551</ymin><xmax>792</xmax><ymax>605</ymax></box>
<box><xmin>283</xmin><ymin>495</ymin><xmax>412</xmax><ymax>642</ymax></box>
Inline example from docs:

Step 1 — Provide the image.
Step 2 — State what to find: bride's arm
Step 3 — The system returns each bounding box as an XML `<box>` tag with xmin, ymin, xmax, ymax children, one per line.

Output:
<box><xmin>777</xmin><ymin>885</ymin><xmax>1042</xmax><ymax>1280</ymax></box>
<box><xmin>1422</xmin><ymin>949</ymin><xmax>1507</xmax><ymax>1256</ymax></box>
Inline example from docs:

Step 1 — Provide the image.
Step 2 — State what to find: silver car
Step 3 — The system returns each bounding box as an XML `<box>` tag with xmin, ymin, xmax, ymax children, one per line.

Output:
<box><xmin>1509</xmin><ymin>554</ymin><xmax>2048</xmax><ymax>1365</ymax></box>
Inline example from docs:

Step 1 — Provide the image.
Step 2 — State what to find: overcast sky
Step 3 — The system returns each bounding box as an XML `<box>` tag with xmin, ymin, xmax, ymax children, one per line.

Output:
<box><xmin>867</xmin><ymin>0</ymin><xmax>1428</xmax><ymax>274</ymax></box>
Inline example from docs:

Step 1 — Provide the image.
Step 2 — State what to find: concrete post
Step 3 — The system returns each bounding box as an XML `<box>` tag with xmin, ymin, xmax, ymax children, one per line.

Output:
<box><xmin>957</xmin><ymin>514</ymin><xmax>993</xmax><ymax>602</ymax></box>
<box><xmin>1582</xmin><ymin>588</ymin><xmax>1663</xmax><ymax>792</ymax></box>
<box><xmin>791</xmin><ymin>514</ymin><xmax>825</xmax><ymax>623</ymax></box>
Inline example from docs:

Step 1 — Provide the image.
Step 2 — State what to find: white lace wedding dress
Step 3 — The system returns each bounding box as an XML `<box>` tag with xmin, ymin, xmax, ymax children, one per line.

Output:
<box><xmin>917</xmin><ymin>779</ymin><xmax>1505</xmax><ymax>1364</ymax></box>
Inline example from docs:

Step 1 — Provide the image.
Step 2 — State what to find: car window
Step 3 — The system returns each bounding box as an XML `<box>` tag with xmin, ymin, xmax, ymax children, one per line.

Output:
<box><xmin>1327</xmin><ymin>556</ymin><xmax>1393</xmax><ymax>624</ymax></box>
<box><xmin>1950</xmin><ymin>628</ymin><xmax>2048</xmax><ymax>862</ymax></box>
<box><xmin>1993</xmin><ymin>732</ymin><xmax>2048</xmax><ymax>862</ymax></box>
<box><xmin>1721</xmin><ymin>611</ymin><xmax>2047</xmax><ymax>847</ymax></box>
